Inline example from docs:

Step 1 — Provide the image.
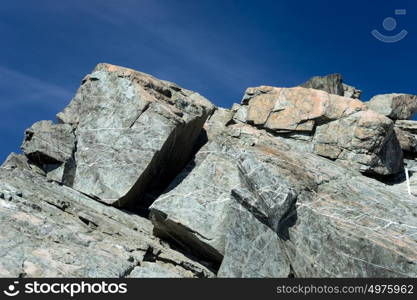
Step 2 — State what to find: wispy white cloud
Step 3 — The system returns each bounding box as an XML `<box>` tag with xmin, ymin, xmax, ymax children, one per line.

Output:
<box><xmin>0</xmin><ymin>65</ymin><xmax>73</xmax><ymax>111</ymax></box>
<box><xmin>72</xmin><ymin>1</ymin><xmax>271</xmax><ymax>94</ymax></box>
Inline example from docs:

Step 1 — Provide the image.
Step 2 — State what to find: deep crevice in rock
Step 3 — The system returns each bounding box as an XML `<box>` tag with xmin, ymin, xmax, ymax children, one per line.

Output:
<box><xmin>277</xmin><ymin>203</ymin><xmax>298</xmax><ymax>241</ymax></box>
<box><xmin>287</xmin><ymin>265</ymin><xmax>296</xmax><ymax>278</ymax></box>
<box><xmin>78</xmin><ymin>215</ymin><xmax>98</xmax><ymax>229</ymax></box>
<box><xmin>26</xmin><ymin>151</ymin><xmax>61</xmax><ymax>166</ymax></box>
<box><xmin>150</xmin><ymin>209</ymin><xmax>222</xmax><ymax>271</ymax></box>
<box><xmin>118</xmin><ymin>120</ymin><xmax>210</xmax><ymax>214</ymax></box>
<box><xmin>230</xmin><ymin>189</ymin><xmax>270</xmax><ymax>229</ymax></box>
<box><xmin>363</xmin><ymin>169</ymin><xmax>407</xmax><ymax>185</ymax></box>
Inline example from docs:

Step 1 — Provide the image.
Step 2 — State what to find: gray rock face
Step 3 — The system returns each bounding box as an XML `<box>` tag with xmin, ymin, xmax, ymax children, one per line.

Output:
<box><xmin>231</xmin><ymin>103</ymin><xmax>248</xmax><ymax>123</ymax></box>
<box><xmin>21</xmin><ymin>121</ymin><xmax>76</xmax><ymax>183</ymax></box>
<box><xmin>287</xmin><ymin>175</ymin><xmax>417</xmax><ymax>277</ymax></box>
<box><xmin>151</xmin><ymin>119</ymin><xmax>417</xmax><ymax>277</ymax></box>
<box><xmin>300</xmin><ymin>73</ymin><xmax>362</xmax><ymax>99</ymax></box>
<box><xmin>1</xmin><ymin>66</ymin><xmax>416</xmax><ymax>279</ymax></box>
<box><xmin>0</xmin><ymin>153</ymin><xmax>214</xmax><ymax>278</ymax></box>
<box><xmin>26</xmin><ymin>63</ymin><xmax>214</xmax><ymax>207</ymax></box>
<box><xmin>203</xmin><ymin>107</ymin><xmax>233</xmax><ymax>139</ymax></box>
<box><xmin>367</xmin><ymin>94</ymin><xmax>417</xmax><ymax>120</ymax></box>
<box><xmin>150</xmin><ymin>126</ymin><xmax>295</xmax><ymax>277</ymax></box>
<box><xmin>313</xmin><ymin>110</ymin><xmax>403</xmax><ymax>175</ymax></box>
<box><xmin>216</xmin><ymin>196</ymin><xmax>290</xmax><ymax>278</ymax></box>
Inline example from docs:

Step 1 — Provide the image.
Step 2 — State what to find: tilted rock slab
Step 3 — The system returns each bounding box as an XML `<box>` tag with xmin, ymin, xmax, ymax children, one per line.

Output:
<box><xmin>21</xmin><ymin>120</ymin><xmax>75</xmax><ymax>164</ymax></box>
<box><xmin>150</xmin><ymin>114</ymin><xmax>417</xmax><ymax>277</ymax></box>
<box><xmin>22</xmin><ymin>63</ymin><xmax>214</xmax><ymax>206</ymax></box>
<box><xmin>21</xmin><ymin>120</ymin><xmax>76</xmax><ymax>183</ymax></box>
<box><xmin>367</xmin><ymin>93</ymin><xmax>417</xmax><ymax>120</ymax></box>
<box><xmin>150</xmin><ymin>125</ymin><xmax>295</xmax><ymax>277</ymax></box>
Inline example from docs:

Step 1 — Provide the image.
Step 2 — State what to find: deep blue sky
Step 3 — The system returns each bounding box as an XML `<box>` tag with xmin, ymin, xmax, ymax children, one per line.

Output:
<box><xmin>1</xmin><ymin>0</ymin><xmax>416</xmax><ymax>162</ymax></box>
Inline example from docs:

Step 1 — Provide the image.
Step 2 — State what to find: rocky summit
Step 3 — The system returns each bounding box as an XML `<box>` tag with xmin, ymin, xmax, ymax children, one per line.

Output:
<box><xmin>1</xmin><ymin>66</ymin><xmax>416</xmax><ymax>278</ymax></box>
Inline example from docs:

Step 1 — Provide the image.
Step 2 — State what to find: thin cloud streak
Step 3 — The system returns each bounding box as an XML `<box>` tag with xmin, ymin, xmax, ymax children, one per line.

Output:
<box><xmin>0</xmin><ymin>65</ymin><xmax>73</xmax><ymax>111</ymax></box>
<box><xmin>76</xmin><ymin>1</ymin><xmax>272</xmax><ymax>96</ymax></box>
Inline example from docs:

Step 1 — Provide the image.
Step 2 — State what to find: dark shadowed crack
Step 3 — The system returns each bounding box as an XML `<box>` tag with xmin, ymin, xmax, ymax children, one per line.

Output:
<box><xmin>149</xmin><ymin>209</ymin><xmax>222</xmax><ymax>270</ymax></box>
<box><xmin>128</xmin><ymin>101</ymin><xmax>151</xmax><ymax>129</ymax></box>
<box><xmin>117</xmin><ymin>115</ymin><xmax>210</xmax><ymax>211</ymax></box>
<box><xmin>62</xmin><ymin>127</ymin><xmax>78</xmax><ymax>187</ymax></box>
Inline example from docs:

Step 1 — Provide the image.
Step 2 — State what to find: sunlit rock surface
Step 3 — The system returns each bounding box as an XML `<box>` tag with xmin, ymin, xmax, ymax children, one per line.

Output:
<box><xmin>1</xmin><ymin>65</ymin><xmax>416</xmax><ymax>278</ymax></box>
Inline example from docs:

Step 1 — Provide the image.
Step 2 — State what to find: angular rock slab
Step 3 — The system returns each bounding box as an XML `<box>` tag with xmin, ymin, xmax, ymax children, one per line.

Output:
<box><xmin>216</xmin><ymin>197</ymin><xmax>290</xmax><ymax>278</ymax></box>
<box><xmin>54</xmin><ymin>63</ymin><xmax>214</xmax><ymax>206</ymax></box>
<box><xmin>392</xmin><ymin>159</ymin><xmax>417</xmax><ymax>196</ymax></box>
<box><xmin>286</xmin><ymin>175</ymin><xmax>417</xmax><ymax>277</ymax></box>
<box><xmin>367</xmin><ymin>93</ymin><xmax>417</xmax><ymax>120</ymax></box>
<box><xmin>151</xmin><ymin>122</ymin><xmax>417</xmax><ymax>277</ymax></box>
<box><xmin>313</xmin><ymin>110</ymin><xmax>403</xmax><ymax>175</ymax></box>
<box><xmin>0</xmin><ymin>153</ymin><xmax>214</xmax><ymax>278</ymax></box>
<box><xmin>20</xmin><ymin>120</ymin><xmax>76</xmax><ymax>183</ymax></box>
<box><xmin>150</xmin><ymin>129</ymin><xmax>304</xmax><ymax>277</ymax></box>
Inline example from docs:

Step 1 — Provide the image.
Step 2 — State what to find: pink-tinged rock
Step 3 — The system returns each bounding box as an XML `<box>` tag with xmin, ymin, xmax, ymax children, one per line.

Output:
<box><xmin>244</xmin><ymin>86</ymin><xmax>366</xmax><ymax>133</ymax></box>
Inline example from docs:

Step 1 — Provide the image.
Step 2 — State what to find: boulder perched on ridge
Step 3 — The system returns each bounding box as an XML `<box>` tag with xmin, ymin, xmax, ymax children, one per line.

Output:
<box><xmin>300</xmin><ymin>73</ymin><xmax>362</xmax><ymax>99</ymax></box>
<box><xmin>367</xmin><ymin>93</ymin><xmax>417</xmax><ymax>120</ymax></box>
<box><xmin>26</xmin><ymin>63</ymin><xmax>214</xmax><ymax>207</ymax></box>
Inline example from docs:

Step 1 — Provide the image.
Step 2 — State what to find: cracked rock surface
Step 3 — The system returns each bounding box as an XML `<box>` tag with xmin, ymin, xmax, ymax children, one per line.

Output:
<box><xmin>55</xmin><ymin>63</ymin><xmax>214</xmax><ymax>206</ymax></box>
<box><xmin>0</xmin><ymin>153</ymin><xmax>214</xmax><ymax>278</ymax></box>
<box><xmin>151</xmin><ymin>116</ymin><xmax>417</xmax><ymax>277</ymax></box>
<box><xmin>1</xmin><ymin>65</ymin><xmax>417</xmax><ymax>278</ymax></box>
